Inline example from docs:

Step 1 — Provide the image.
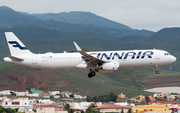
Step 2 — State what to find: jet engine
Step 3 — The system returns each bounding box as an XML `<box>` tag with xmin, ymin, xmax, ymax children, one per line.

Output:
<box><xmin>99</xmin><ymin>62</ymin><xmax>119</xmax><ymax>71</ymax></box>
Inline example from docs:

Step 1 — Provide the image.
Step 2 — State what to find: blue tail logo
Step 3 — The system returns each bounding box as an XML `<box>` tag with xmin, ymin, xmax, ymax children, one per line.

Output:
<box><xmin>8</xmin><ymin>41</ymin><xmax>28</xmax><ymax>50</ymax></box>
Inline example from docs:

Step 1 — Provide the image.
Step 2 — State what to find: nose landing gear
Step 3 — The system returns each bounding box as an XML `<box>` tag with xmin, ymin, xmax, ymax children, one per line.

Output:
<box><xmin>155</xmin><ymin>65</ymin><xmax>159</xmax><ymax>74</ymax></box>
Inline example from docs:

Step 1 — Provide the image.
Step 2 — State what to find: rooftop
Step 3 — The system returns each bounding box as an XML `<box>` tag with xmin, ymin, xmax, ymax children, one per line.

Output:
<box><xmin>93</xmin><ymin>104</ymin><xmax>129</xmax><ymax>110</ymax></box>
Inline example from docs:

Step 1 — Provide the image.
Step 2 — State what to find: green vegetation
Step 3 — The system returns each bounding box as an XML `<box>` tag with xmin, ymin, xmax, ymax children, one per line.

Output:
<box><xmin>86</xmin><ymin>92</ymin><xmax>117</xmax><ymax>102</ymax></box>
<box><xmin>0</xmin><ymin>106</ymin><xmax>18</xmax><ymax>113</ymax></box>
<box><xmin>85</xmin><ymin>103</ymin><xmax>97</xmax><ymax>113</ymax></box>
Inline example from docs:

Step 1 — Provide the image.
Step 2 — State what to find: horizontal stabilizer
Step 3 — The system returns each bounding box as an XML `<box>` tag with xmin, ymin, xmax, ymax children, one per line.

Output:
<box><xmin>8</xmin><ymin>56</ymin><xmax>23</xmax><ymax>61</ymax></box>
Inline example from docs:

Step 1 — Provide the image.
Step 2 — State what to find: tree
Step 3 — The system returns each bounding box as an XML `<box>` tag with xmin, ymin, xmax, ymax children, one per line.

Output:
<box><xmin>0</xmin><ymin>106</ymin><xmax>5</xmax><ymax>113</ymax></box>
<box><xmin>121</xmin><ymin>108</ymin><xmax>124</xmax><ymax>113</ymax></box>
<box><xmin>10</xmin><ymin>91</ymin><xmax>16</xmax><ymax>96</ymax></box>
<box><xmin>15</xmin><ymin>108</ymin><xmax>18</xmax><ymax>112</ymax></box>
<box><xmin>128</xmin><ymin>109</ymin><xmax>131</xmax><ymax>113</ymax></box>
<box><xmin>26</xmin><ymin>88</ymin><xmax>32</xmax><ymax>94</ymax></box>
<box><xmin>145</xmin><ymin>96</ymin><xmax>150</xmax><ymax>104</ymax></box>
<box><xmin>85</xmin><ymin>103</ymin><xmax>97</xmax><ymax>113</ymax></box>
<box><xmin>109</xmin><ymin>92</ymin><xmax>117</xmax><ymax>102</ymax></box>
<box><xmin>50</xmin><ymin>95</ymin><xmax>54</xmax><ymax>99</ymax></box>
<box><xmin>69</xmin><ymin>108</ymin><xmax>75</xmax><ymax>113</ymax></box>
<box><xmin>64</xmin><ymin>103</ymin><xmax>71</xmax><ymax>113</ymax></box>
<box><xmin>69</xmin><ymin>94</ymin><xmax>74</xmax><ymax>98</ymax></box>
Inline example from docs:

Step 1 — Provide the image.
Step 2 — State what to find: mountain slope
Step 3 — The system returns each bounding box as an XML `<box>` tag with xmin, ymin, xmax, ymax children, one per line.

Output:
<box><xmin>0</xmin><ymin>63</ymin><xmax>153</xmax><ymax>97</ymax></box>
<box><xmin>146</xmin><ymin>27</ymin><xmax>180</xmax><ymax>44</ymax></box>
<box><xmin>0</xmin><ymin>6</ymin><xmax>154</xmax><ymax>38</ymax></box>
<box><xmin>32</xmin><ymin>11</ymin><xmax>131</xmax><ymax>29</ymax></box>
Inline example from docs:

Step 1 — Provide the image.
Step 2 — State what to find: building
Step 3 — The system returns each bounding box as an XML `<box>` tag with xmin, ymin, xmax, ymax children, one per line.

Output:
<box><xmin>132</xmin><ymin>104</ymin><xmax>169</xmax><ymax>113</ymax></box>
<box><xmin>156</xmin><ymin>92</ymin><xmax>165</xmax><ymax>99</ymax></box>
<box><xmin>55</xmin><ymin>109</ymin><xmax>68</xmax><ymax>113</ymax></box>
<box><xmin>138</xmin><ymin>96</ymin><xmax>156</xmax><ymax>102</ymax></box>
<box><xmin>16</xmin><ymin>91</ymin><xmax>29</xmax><ymax>96</ymax></box>
<box><xmin>93</xmin><ymin>104</ymin><xmax>130</xmax><ymax>113</ymax></box>
<box><xmin>0</xmin><ymin>90</ymin><xmax>13</xmax><ymax>95</ymax></box>
<box><xmin>2</xmin><ymin>98</ymin><xmax>32</xmax><ymax>110</ymax></box>
<box><xmin>36</xmin><ymin>105</ymin><xmax>55</xmax><ymax>113</ymax></box>
<box><xmin>116</xmin><ymin>93</ymin><xmax>127</xmax><ymax>102</ymax></box>
<box><xmin>148</xmin><ymin>101</ymin><xmax>179</xmax><ymax>105</ymax></box>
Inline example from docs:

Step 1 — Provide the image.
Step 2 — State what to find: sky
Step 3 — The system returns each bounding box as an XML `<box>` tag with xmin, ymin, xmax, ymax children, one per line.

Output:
<box><xmin>1</xmin><ymin>0</ymin><xmax>180</xmax><ymax>32</ymax></box>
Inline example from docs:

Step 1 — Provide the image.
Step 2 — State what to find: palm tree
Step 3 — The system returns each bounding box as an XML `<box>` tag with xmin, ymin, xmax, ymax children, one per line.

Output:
<box><xmin>85</xmin><ymin>103</ymin><xmax>97</xmax><ymax>113</ymax></box>
<box><xmin>64</xmin><ymin>103</ymin><xmax>71</xmax><ymax>113</ymax></box>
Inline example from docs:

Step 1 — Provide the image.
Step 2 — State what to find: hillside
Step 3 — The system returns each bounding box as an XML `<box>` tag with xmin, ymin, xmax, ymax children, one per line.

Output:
<box><xmin>32</xmin><ymin>11</ymin><xmax>131</xmax><ymax>29</ymax></box>
<box><xmin>146</xmin><ymin>27</ymin><xmax>180</xmax><ymax>44</ymax></box>
<box><xmin>0</xmin><ymin>6</ymin><xmax>154</xmax><ymax>38</ymax></box>
<box><xmin>0</xmin><ymin>63</ymin><xmax>153</xmax><ymax>97</ymax></box>
<box><xmin>1</xmin><ymin>62</ymin><xmax>180</xmax><ymax>97</ymax></box>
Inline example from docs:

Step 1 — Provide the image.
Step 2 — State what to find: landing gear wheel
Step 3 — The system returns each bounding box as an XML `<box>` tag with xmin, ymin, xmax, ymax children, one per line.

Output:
<box><xmin>91</xmin><ymin>71</ymin><xmax>95</xmax><ymax>76</ymax></box>
<box><xmin>156</xmin><ymin>71</ymin><xmax>159</xmax><ymax>74</ymax></box>
<box><xmin>88</xmin><ymin>71</ymin><xmax>96</xmax><ymax>78</ymax></box>
<box><xmin>155</xmin><ymin>65</ymin><xmax>159</xmax><ymax>74</ymax></box>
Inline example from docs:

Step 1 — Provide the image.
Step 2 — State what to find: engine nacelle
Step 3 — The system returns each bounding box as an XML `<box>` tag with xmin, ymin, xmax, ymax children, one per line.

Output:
<box><xmin>99</xmin><ymin>62</ymin><xmax>119</xmax><ymax>71</ymax></box>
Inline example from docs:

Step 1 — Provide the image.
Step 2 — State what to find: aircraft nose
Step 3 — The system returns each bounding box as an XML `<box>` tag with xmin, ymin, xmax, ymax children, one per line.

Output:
<box><xmin>171</xmin><ymin>55</ymin><xmax>176</xmax><ymax>63</ymax></box>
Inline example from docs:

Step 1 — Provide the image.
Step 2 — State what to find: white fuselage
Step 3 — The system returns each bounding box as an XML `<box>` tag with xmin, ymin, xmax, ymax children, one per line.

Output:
<box><xmin>3</xmin><ymin>49</ymin><xmax>176</xmax><ymax>70</ymax></box>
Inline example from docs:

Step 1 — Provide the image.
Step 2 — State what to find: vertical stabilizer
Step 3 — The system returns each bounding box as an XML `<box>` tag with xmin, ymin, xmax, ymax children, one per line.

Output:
<box><xmin>5</xmin><ymin>32</ymin><xmax>32</xmax><ymax>56</ymax></box>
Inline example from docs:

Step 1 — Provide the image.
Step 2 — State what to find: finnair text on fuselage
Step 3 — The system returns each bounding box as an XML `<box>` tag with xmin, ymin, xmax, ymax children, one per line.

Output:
<box><xmin>89</xmin><ymin>51</ymin><xmax>153</xmax><ymax>60</ymax></box>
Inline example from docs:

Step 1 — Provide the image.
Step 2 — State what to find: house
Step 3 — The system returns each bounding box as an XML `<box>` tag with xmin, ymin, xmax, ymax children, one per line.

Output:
<box><xmin>93</xmin><ymin>104</ymin><xmax>130</xmax><ymax>113</ymax></box>
<box><xmin>27</xmin><ymin>93</ymin><xmax>40</xmax><ymax>97</ymax></box>
<box><xmin>16</xmin><ymin>91</ymin><xmax>29</xmax><ymax>96</ymax></box>
<box><xmin>136</xmin><ymin>96</ymin><xmax>156</xmax><ymax>102</ymax></box>
<box><xmin>42</xmin><ymin>92</ymin><xmax>51</xmax><ymax>98</ymax></box>
<box><xmin>0</xmin><ymin>90</ymin><xmax>13</xmax><ymax>95</ymax></box>
<box><xmin>38</xmin><ymin>99</ymin><xmax>55</xmax><ymax>105</ymax></box>
<box><xmin>49</xmin><ymin>91</ymin><xmax>60</xmax><ymax>95</ymax></box>
<box><xmin>132</xmin><ymin>104</ymin><xmax>169</xmax><ymax>113</ymax></box>
<box><xmin>148</xmin><ymin>101</ymin><xmax>179</xmax><ymax>105</ymax></box>
<box><xmin>156</xmin><ymin>92</ymin><xmax>165</xmax><ymax>99</ymax></box>
<box><xmin>116</xmin><ymin>93</ymin><xmax>127</xmax><ymax>102</ymax></box>
<box><xmin>74</xmin><ymin>94</ymin><xmax>86</xmax><ymax>99</ymax></box>
<box><xmin>36</xmin><ymin>105</ymin><xmax>55</xmax><ymax>113</ymax></box>
<box><xmin>2</xmin><ymin>97</ymin><xmax>32</xmax><ymax>110</ymax></box>
<box><xmin>71</xmin><ymin>102</ymin><xmax>92</xmax><ymax>111</ymax></box>
<box><xmin>55</xmin><ymin>109</ymin><xmax>68</xmax><ymax>113</ymax></box>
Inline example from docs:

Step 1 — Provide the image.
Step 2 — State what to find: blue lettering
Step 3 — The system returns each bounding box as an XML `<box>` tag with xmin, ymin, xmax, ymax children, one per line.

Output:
<box><xmin>100</xmin><ymin>53</ymin><xmax>112</xmax><ymax>60</ymax></box>
<box><xmin>97</xmin><ymin>53</ymin><xmax>101</xmax><ymax>59</ymax></box>
<box><xmin>112</xmin><ymin>52</ymin><xmax>124</xmax><ymax>60</ymax></box>
<box><xmin>124</xmin><ymin>52</ymin><xmax>136</xmax><ymax>59</ymax></box>
<box><xmin>136</xmin><ymin>52</ymin><xmax>142</xmax><ymax>59</ymax></box>
<box><xmin>141</xmin><ymin>51</ymin><xmax>153</xmax><ymax>58</ymax></box>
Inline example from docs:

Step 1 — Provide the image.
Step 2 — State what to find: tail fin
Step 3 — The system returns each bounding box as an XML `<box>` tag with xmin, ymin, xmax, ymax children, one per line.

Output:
<box><xmin>5</xmin><ymin>32</ymin><xmax>32</xmax><ymax>56</ymax></box>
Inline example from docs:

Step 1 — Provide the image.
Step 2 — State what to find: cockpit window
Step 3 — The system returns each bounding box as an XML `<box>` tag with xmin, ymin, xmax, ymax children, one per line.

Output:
<box><xmin>164</xmin><ymin>53</ymin><xmax>170</xmax><ymax>56</ymax></box>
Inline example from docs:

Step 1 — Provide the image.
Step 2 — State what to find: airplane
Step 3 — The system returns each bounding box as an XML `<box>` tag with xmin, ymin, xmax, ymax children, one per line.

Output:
<box><xmin>3</xmin><ymin>32</ymin><xmax>176</xmax><ymax>78</ymax></box>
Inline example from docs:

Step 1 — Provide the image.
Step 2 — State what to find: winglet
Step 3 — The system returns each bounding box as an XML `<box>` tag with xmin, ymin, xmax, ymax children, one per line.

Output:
<box><xmin>73</xmin><ymin>42</ymin><xmax>82</xmax><ymax>51</ymax></box>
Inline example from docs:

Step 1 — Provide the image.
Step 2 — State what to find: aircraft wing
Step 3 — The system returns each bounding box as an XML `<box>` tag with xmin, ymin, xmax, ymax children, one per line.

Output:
<box><xmin>73</xmin><ymin>42</ymin><xmax>105</xmax><ymax>66</ymax></box>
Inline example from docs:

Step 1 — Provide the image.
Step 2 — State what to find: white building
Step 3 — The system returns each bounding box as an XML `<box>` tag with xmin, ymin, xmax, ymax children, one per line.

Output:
<box><xmin>27</xmin><ymin>93</ymin><xmax>39</xmax><ymax>97</ymax></box>
<box><xmin>74</xmin><ymin>94</ymin><xmax>87</xmax><ymax>99</ymax></box>
<box><xmin>72</xmin><ymin>102</ymin><xmax>100</xmax><ymax>111</ymax></box>
<box><xmin>16</xmin><ymin>91</ymin><xmax>29</xmax><ymax>96</ymax></box>
<box><xmin>0</xmin><ymin>90</ymin><xmax>13</xmax><ymax>95</ymax></box>
<box><xmin>38</xmin><ymin>99</ymin><xmax>55</xmax><ymax>105</ymax></box>
<box><xmin>0</xmin><ymin>96</ymin><xmax>8</xmax><ymax>100</ymax></box>
<box><xmin>50</xmin><ymin>91</ymin><xmax>60</xmax><ymax>95</ymax></box>
<box><xmin>2</xmin><ymin>98</ymin><xmax>33</xmax><ymax>110</ymax></box>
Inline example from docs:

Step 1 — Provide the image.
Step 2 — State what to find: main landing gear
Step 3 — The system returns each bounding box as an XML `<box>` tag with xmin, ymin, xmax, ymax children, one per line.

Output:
<box><xmin>88</xmin><ymin>69</ymin><xmax>96</xmax><ymax>78</ymax></box>
<box><xmin>155</xmin><ymin>65</ymin><xmax>159</xmax><ymax>74</ymax></box>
